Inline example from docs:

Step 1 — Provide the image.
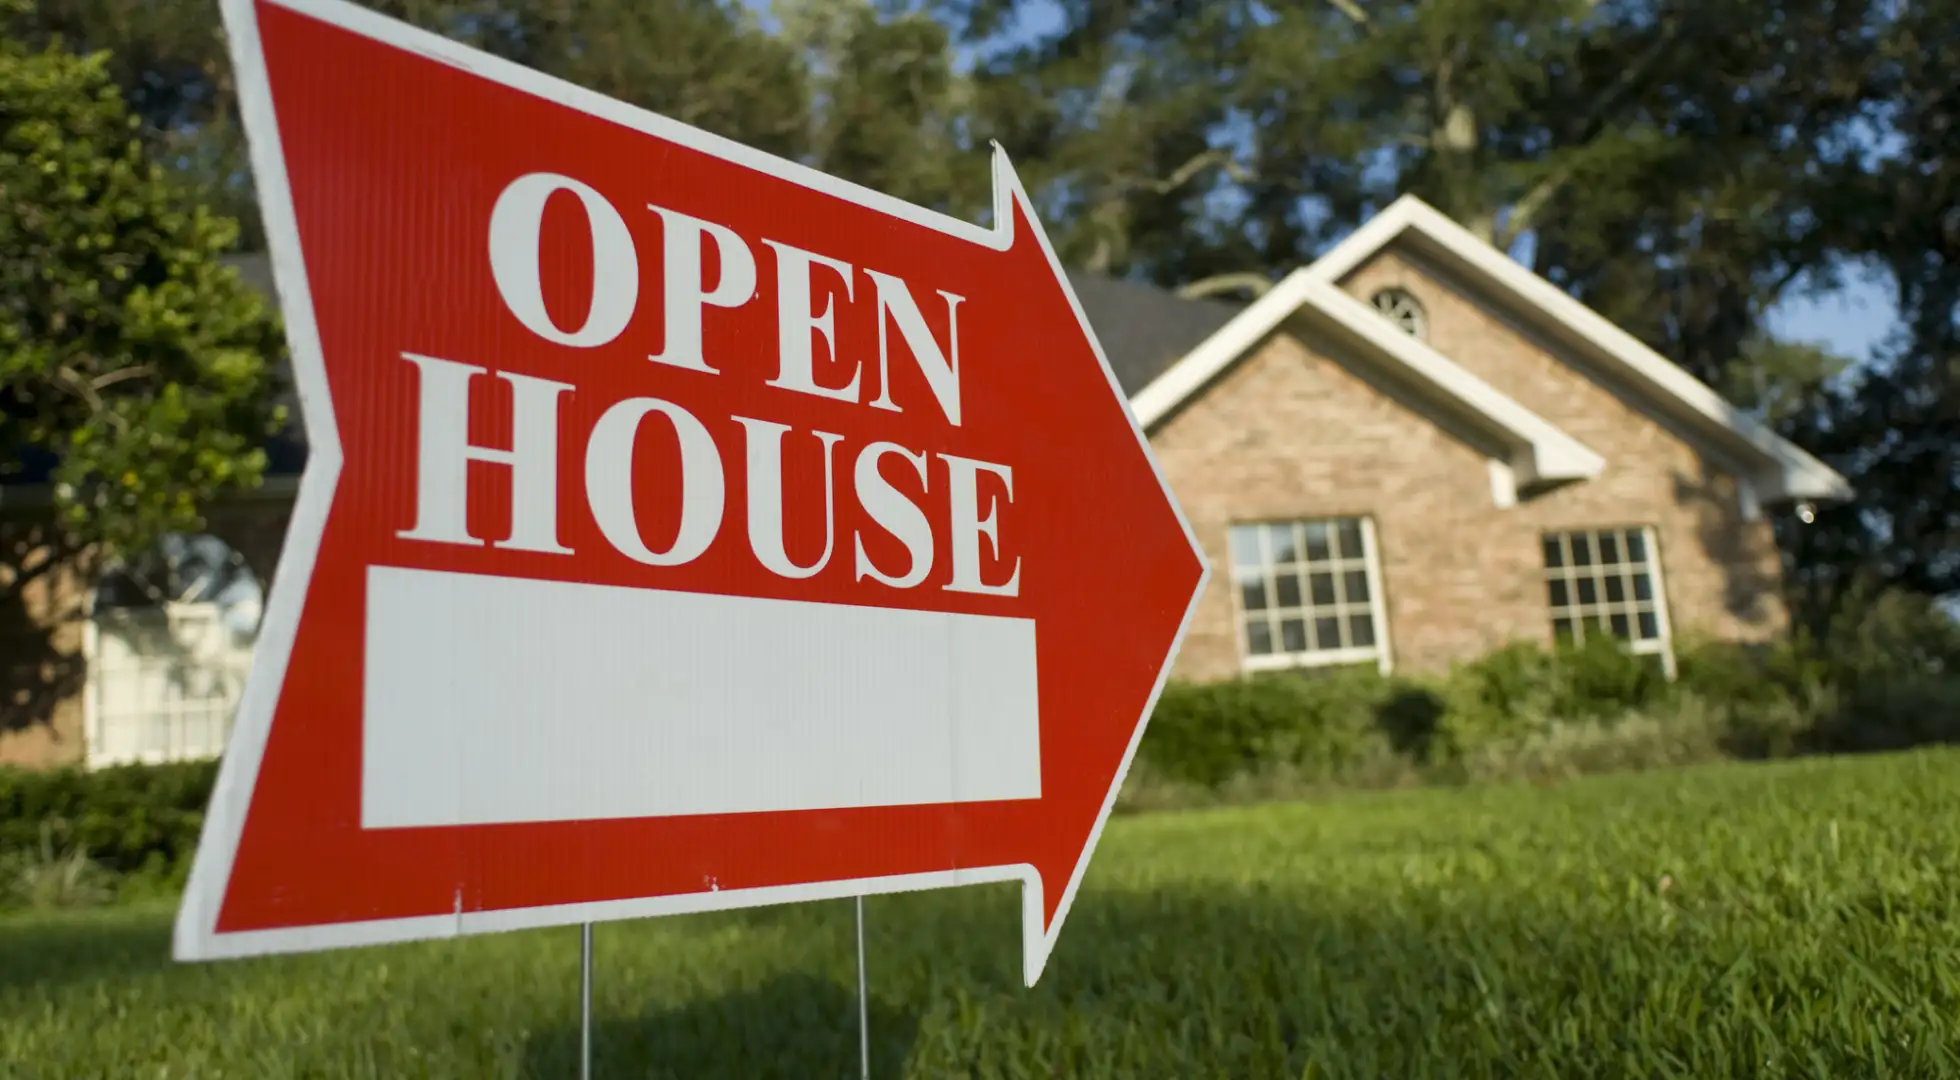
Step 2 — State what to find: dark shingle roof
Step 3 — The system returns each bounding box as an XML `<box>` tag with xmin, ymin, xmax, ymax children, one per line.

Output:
<box><xmin>1065</xmin><ymin>272</ymin><xmax>1243</xmax><ymax>396</ymax></box>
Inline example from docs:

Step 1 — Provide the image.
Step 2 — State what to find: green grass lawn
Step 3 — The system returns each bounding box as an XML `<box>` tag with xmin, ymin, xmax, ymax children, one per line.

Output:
<box><xmin>6</xmin><ymin>749</ymin><xmax>1960</xmax><ymax>1079</ymax></box>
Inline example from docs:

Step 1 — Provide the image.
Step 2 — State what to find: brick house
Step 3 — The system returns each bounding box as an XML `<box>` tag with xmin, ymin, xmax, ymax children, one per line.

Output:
<box><xmin>0</xmin><ymin>194</ymin><xmax>1849</xmax><ymax>769</ymax></box>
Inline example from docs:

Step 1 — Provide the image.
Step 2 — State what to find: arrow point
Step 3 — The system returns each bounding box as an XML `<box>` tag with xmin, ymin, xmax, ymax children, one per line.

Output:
<box><xmin>1017</xmin><ymin>865</ymin><xmax>1056</xmax><ymax>987</ymax></box>
<box><xmin>988</xmin><ymin>142</ymin><xmax>1029</xmax><ymax>250</ymax></box>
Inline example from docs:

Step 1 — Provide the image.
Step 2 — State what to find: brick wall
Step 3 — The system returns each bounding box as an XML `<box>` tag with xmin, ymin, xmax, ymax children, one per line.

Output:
<box><xmin>0</xmin><ymin>527</ymin><xmax>89</xmax><ymax>768</ymax></box>
<box><xmin>1149</xmin><ymin>244</ymin><xmax>1787</xmax><ymax>682</ymax></box>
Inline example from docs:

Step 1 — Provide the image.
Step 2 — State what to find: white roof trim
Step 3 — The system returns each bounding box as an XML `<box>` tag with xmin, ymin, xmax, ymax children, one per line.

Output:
<box><xmin>1306</xmin><ymin>195</ymin><xmax>1853</xmax><ymax>503</ymax></box>
<box><xmin>1302</xmin><ymin>279</ymin><xmax>1605</xmax><ymax>485</ymax></box>
<box><xmin>1130</xmin><ymin>270</ymin><xmax>1605</xmax><ymax>487</ymax></box>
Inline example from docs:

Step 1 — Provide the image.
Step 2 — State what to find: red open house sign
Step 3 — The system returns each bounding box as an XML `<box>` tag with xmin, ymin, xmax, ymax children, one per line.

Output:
<box><xmin>176</xmin><ymin>0</ymin><xmax>1208</xmax><ymax>984</ymax></box>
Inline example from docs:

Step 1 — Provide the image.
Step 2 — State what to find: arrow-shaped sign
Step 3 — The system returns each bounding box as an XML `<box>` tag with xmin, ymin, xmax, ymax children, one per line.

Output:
<box><xmin>176</xmin><ymin>0</ymin><xmax>1208</xmax><ymax>984</ymax></box>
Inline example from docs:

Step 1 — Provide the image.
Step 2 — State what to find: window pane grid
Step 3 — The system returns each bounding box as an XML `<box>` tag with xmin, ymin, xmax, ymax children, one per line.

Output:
<box><xmin>1542</xmin><ymin>527</ymin><xmax>1666</xmax><ymax>648</ymax></box>
<box><xmin>1231</xmin><ymin>517</ymin><xmax>1382</xmax><ymax>664</ymax></box>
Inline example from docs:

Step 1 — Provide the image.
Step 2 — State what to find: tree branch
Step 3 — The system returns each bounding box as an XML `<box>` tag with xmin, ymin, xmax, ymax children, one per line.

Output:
<box><xmin>1575</xmin><ymin>18</ymin><xmax>1679</xmax><ymax>141</ymax></box>
<box><xmin>1494</xmin><ymin>17</ymin><xmax>1682</xmax><ymax>249</ymax></box>
<box><xmin>1177</xmin><ymin>272</ymin><xmax>1276</xmax><ymax>300</ymax></box>
<box><xmin>52</xmin><ymin>365</ymin><xmax>104</xmax><ymax>413</ymax></box>
<box><xmin>1136</xmin><ymin>148</ymin><xmax>1253</xmax><ymax>196</ymax></box>
<box><xmin>1764</xmin><ymin>262</ymin><xmax>1809</xmax><ymax>306</ymax></box>
<box><xmin>1323</xmin><ymin>0</ymin><xmax>1371</xmax><ymax>30</ymax></box>
<box><xmin>1497</xmin><ymin>160</ymin><xmax>1579</xmax><ymax>251</ymax></box>
<box><xmin>89</xmin><ymin>366</ymin><xmax>153</xmax><ymax>392</ymax></box>
<box><xmin>50</xmin><ymin>365</ymin><xmax>135</xmax><ymax>436</ymax></box>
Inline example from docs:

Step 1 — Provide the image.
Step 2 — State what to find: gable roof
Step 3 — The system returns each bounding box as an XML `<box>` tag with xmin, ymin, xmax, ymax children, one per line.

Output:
<box><xmin>1130</xmin><ymin>272</ymin><xmax>1605</xmax><ymax>487</ymax></box>
<box><xmin>1135</xmin><ymin>194</ymin><xmax>1851</xmax><ymax>504</ymax></box>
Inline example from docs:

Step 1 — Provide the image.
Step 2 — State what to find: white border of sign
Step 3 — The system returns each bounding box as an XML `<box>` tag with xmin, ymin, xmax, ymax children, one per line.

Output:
<box><xmin>176</xmin><ymin>0</ymin><xmax>1211</xmax><ymax>987</ymax></box>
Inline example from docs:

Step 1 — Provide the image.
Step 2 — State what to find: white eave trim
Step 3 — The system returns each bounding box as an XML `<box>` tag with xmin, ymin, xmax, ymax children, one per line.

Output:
<box><xmin>1306</xmin><ymin>195</ymin><xmax>1854</xmax><ymax>504</ymax></box>
<box><xmin>1129</xmin><ymin>270</ymin><xmax>1605</xmax><ymax>488</ymax></box>
<box><xmin>1129</xmin><ymin>269</ymin><xmax>1314</xmax><ymax>430</ymax></box>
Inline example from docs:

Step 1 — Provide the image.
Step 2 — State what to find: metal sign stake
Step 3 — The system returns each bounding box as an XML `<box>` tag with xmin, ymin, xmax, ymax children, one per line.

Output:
<box><xmin>580</xmin><ymin>922</ymin><xmax>595</xmax><ymax>1080</ymax></box>
<box><xmin>856</xmin><ymin>897</ymin><xmax>870</xmax><ymax>1080</ymax></box>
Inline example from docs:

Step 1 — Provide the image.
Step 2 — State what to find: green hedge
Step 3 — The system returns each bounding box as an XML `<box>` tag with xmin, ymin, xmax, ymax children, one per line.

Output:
<box><xmin>1138</xmin><ymin>634</ymin><xmax>1676</xmax><ymax>788</ymax></box>
<box><xmin>1143</xmin><ymin>665</ymin><xmax>1411</xmax><ymax>787</ymax></box>
<box><xmin>0</xmin><ymin>759</ymin><xmax>217</xmax><ymax>887</ymax></box>
<box><xmin>1137</xmin><ymin>589</ymin><xmax>1960</xmax><ymax>799</ymax></box>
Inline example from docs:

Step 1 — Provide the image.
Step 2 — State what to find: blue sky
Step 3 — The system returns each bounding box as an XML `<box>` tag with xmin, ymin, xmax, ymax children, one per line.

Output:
<box><xmin>1767</xmin><ymin>261</ymin><xmax>1897</xmax><ymax>367</ymax></box>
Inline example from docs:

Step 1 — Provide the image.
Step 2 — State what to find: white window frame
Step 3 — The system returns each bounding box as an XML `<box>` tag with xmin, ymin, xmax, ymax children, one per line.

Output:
<box><xmin>1228</xmin><ymin>516</ymin><xmax>1394</xmax><ymax>675</ymax></box>
<box><xmin>83</xmin><ymin>599</ymin><xmax>255</xmax><ymax>769</ymax></box>
<box><xmin>81</xmin><ymin>532</ymin><xmax>263</xmax><ymax>769</ymax></box>
<box><xmin>1540</xmin><ymin>524</ymin><xmax>1676</xmax><ymax>677</ymax></box>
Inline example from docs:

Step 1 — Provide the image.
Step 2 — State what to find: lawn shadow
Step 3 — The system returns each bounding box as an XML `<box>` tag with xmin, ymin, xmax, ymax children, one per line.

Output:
<box><xmin>0</xmin><ymin>904</ymin><xmax>176</xmax><ymax>993</ymax></box>
<box><xmin>1375</xmin><ymin>685</ymin><xmax>1447</xmax><ymax>759</ymax></box>
<box><xmin>521</xmin><ymin>972</ymin><xmax>919</xmax><ymax>1080</ymax></box>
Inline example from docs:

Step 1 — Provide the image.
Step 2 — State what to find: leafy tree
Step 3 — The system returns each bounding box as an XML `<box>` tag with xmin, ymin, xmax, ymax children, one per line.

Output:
<box><xmin>21</xmin><ymin>0</ymin><xmax>1944</xmax><ymax>617</ymax></box>
<box><xmin>11</xmin><ymin>0</ymin><xmax>260</xmax><ymax>243</ymax></box>
<box><xmin>12</xmin><ymin>0</ymin><xmax>819</xmax><ymax>248</ymax></box>
<box><xmin>946</xmin><ymin>0</ymin><xmax>1888</xmax><ymax>395</ymax></box>
<box><xmin>0</xmin><ymin>12</ymin><xmax>283</xmax><ymax>558</ymax></box>
<box><xmin>944</xmin><ymin>0</ymin><xmax>1940</xmax><ymax>639</ymax></box>
<box><xmin>781</xmin><ymin>0</ymin><xmax>987</xmax><ymax>214</ymax></box>
<box><xmin>429</xmin><ymin>0</ymin><xmax>813</xmax><ymax>158</ymax></box>
<box><xmin>1792</xmin><ymin>0</ymin><xmax>1960</xmax><ymax>602</ymax></box>
<box><xmin>1710</xmin><ymin>336</ymin><xmax>1854</xmax><ymax>434</ymax></box>
<box><xmin>944</xmin><ymin>0</ymin><xmax>1250</xmax><ymax>276</ymax></box>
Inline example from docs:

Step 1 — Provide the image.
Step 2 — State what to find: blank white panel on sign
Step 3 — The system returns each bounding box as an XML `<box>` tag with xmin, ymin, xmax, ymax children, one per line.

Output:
<box><xmin>360</xmin><ymin>565</ymin><xmax>1041</xmax><ymax>829</ymax></box>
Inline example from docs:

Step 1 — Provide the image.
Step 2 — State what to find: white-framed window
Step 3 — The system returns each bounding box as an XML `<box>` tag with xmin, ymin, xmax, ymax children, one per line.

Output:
<box><xmin>1541</xmin><ymin>526</ymin><xmax>1674</xmax><ymax>670</ymax></box>
<box><xmin>1370</xmin><ymin>287</ymin><xmax>1428</xmax><ymax>339</ymax></box>
<box><xmin>84</xmin><ymin>533</ymin><xmax>262</xmax><ymax>768</ymax></box>
<box><xmin>1229</xmin><ymin>516</ymin><xmax>1391</xmax><ymax>673</ymax></box>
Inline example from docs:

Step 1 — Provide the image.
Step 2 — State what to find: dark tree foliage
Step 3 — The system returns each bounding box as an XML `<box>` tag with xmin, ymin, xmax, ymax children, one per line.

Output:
<box><xmin>16</xmin><ymin>0</ymin><xmax>1959</xmax><ymax>617</ymax></box>
<box><xmin>0</xmin><ymin>10</ymin><xmax>282</xmax><ymax>556</ymax></box>
<box><xmin>1789</xmin><ymin>0</ymin><xmax>1960</xmax><ymax>603</ymax></box>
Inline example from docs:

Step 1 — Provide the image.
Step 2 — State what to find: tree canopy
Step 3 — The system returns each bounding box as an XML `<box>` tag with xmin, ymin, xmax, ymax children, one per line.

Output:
<box><xmin>0</xmin><ymin>7</ymin><xmax>282</xmax><ymax>558</ymax></box>
<box><xmin>7</xmin><ymin>0</ymin><xmax>1956</xmax><ymax>612</ymax></box>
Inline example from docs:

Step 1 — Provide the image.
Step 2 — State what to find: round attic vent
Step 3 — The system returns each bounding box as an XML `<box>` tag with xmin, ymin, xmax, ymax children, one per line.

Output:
<box><xmin>1370</xmin><ymin>287</ymin><xmax>1428</xmax><ymax>340</ymax></box>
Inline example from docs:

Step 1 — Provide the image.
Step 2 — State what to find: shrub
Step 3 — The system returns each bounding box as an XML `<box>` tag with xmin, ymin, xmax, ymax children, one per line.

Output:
<box><xmin>2</xmin><ymin>820</ymin><xmax>115</xmax><ymax>910</ymax></box>
<box><xmin>1551</xmin><ymin>633</ymin><xmax>1669</xmax><ymax>718</ymax></box>
<box><xmin>1434</xmin><ymin>636</ymin><xmax>1668</xmax><ymax>759</ymax></box>
<box><xmin>1669</xmin><ymin>589</ymin><xmax>1960</xmax><ymax>757</ymax></box>
<box><xmin>1808</xmin><ymin>677</ymin><xmax>1960</xmax><ymax>753</ymax></box>
<box><xmin>1135</xmin><ymin>631</ymin><xmax>1847</xmax><ymax>803</ymax></box>
<box><xmin>1267</xmin><ymin>665</ymin><xmax>1411</xmax><ymax>775</ymax></box>
<box><xmin>1139</xmin><ymin>665</ymin><xmax>1409</xmax><ymax>788</ymax></box>
<box><xmin>1142</xmin><ymin>678</ymin><xmax>1300</xmax><ymax>788</ymax></box>
<box><xmin>1818</xmin><ymin>584</ymin><xmax>1960</xmax><ymax>690</ymax></box>
<box><xmin>0</xmin><ymin>760</ymin><xmax>218</xmax><ymax>892</ymax></box>
<box><xmin>1437</xmin><ymin>642</ymin><xmax>1555</xmax><ymax>751</ymax></box>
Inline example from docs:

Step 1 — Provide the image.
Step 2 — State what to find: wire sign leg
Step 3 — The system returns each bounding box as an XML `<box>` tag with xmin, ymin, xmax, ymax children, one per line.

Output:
<box><xmin>855</xmin><ymin>896</ymin><xmax>870</xmax><ymax>1080</ymax></box>
<box><xmin>580</xmin><ymin>922</ymin><xmax>595</xmax><ymax>1080</ymax></box>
